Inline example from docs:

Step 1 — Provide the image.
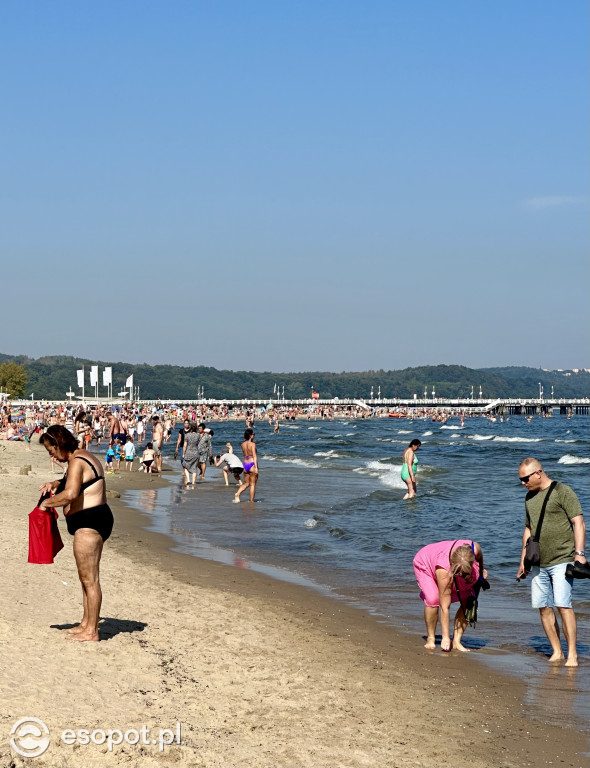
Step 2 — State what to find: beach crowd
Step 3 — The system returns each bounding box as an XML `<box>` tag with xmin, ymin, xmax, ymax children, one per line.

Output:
<box><xmin>1</xmin><ymin>398</ymin><xmax>586</xmax><ymax>667</ymax></box>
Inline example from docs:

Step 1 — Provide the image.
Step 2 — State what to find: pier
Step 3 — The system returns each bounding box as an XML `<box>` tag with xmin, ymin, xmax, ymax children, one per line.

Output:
<box><xmin>134</xmin><ymin>396</ymin><xmax>590</xmax><ymax>415</ymax></box>
<box><xmin>12</xmin><ymin>397</ymin><xmax>590</xmax><ymax>415</ymax></box>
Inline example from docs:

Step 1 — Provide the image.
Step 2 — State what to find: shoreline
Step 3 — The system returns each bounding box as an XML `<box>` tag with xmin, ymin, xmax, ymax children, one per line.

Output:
<box><xmin>1</xmin><ymin>441</ymin><xmax>589</xmax><ymax>767</ymax></box>
<box><xmin>96</xmin><ymin>461</ymin><xmax>590</xmax><ymax>765</ymax></box>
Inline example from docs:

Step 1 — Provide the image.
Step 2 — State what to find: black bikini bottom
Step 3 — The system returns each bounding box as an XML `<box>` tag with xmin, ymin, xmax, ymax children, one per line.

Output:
<box><xmin>66</xmin><ymin>503</ymin><xmax>114</xmax><ymax>542</ymax></box>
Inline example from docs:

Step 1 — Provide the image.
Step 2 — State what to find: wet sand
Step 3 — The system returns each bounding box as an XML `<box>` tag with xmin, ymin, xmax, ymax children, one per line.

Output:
<box><xmin>1</xmin><ymin>440</ymin><xmax>588</xmax><ymax>767</ymax></box>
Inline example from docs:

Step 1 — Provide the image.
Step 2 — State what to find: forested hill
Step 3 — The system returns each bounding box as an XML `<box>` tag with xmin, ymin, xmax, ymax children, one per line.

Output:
<box><xmin>1</xmin><ymin>353</ymin><xmax>588</xmax><ymax>400</ymax></box>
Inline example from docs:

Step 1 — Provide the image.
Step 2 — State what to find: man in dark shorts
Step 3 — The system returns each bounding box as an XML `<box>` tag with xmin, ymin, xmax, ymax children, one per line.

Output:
<box><xmin>107</xmin><ymin>411</ymin><xmax>126</xmax><ymax>446</ymax></box>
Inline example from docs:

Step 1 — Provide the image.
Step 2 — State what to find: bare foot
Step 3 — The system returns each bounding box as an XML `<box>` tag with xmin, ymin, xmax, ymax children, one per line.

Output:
<box><xmin>233</xmin><ymin>494</ymin><xmax>240</xmax><ymax>503</ymax></box>
<box><xmin>66</xmin><ymin>624</ymin><xmax>87</xmax><ymax>635</ymax></box>
<box><xmin>548</xmin><ymin>652</ymin><xmax>565</xmax><ymax>662</ymax></box>
<box><xmin>70</xmin><ymin>632</ymin><xmax>99</xmax><ymax>642</ymax></box>
<box><xmin>424</xmin><ymin>638</ymin><xmax>436</xmax><ymax>650</ymax></box>
<box><xmin>565</xmin><ymin>657</ymin><xmax>578</xmax><ymax>667</ymax></box>
<box><xmin>452</xmin><ymin>642</ymin><xmax>471</xmax><ymax>653</ymax></box>
<box><xmin>402</xmin><ymin>493</ymin><xmax>410</xmax><ymax>500</ymax></box>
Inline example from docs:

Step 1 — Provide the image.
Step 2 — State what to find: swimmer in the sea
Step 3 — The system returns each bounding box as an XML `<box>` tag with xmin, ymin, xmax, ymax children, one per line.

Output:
<box><xmin>402</xmin><ymin>439</ymin><xmax>421</xmax><ymax>500</ymax></box>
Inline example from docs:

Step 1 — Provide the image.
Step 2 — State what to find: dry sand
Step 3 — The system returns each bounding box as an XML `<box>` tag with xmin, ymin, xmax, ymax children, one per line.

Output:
<box><xmin>0</xmin><ymin>440</ymin><xmax>588</xmax><ymax>767</ymax></box>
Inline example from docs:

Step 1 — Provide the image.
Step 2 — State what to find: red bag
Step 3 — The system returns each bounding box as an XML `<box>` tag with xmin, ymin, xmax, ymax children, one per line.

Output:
<box><xmin>28</xmin><ymin>495</ymin><xmax>64</xmax><ymax>564</ymax></box>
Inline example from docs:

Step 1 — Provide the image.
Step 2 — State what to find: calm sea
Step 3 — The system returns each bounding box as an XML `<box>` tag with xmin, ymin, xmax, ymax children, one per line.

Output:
<box><xmin>124</xmin><ymin>413</ymin><xmax>590</xmax><ymax>732</ymax></box>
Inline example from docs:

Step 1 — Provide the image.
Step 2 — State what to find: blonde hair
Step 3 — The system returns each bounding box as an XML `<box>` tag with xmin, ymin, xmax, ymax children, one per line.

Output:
<box><xmin>450</xmin><ymin>544</ymin><xmax>475</xmax><ymax>581</ymax></box>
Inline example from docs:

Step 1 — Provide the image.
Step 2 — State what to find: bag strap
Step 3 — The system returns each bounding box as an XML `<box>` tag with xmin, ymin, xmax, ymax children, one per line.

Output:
<box><xmin>453</xmin><ymin>574</ymin><xmax>466</xmax><ymax>613</ymax></box>
<box><xmin>533</xmin><ymin>481</ymin><xmax>558</xmax><ymax>541</ymax></box>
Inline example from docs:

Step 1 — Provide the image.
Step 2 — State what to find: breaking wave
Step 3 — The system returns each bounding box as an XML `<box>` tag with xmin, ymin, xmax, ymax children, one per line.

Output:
<box><xmin>558</xmin><ymin>455</ymin><xmax>590</xmax><ymax>465</ymax></box>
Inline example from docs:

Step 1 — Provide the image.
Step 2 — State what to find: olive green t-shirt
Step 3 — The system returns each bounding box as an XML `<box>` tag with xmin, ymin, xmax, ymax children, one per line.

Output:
<box><xmin>525</xmin><ymin>482</ymin><xmax>583</xmax><ymax>567</ymax></box>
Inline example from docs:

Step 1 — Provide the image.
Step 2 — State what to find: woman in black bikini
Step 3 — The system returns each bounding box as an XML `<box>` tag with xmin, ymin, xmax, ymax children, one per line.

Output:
<box><xmin>39</xmin><ymin>425</ymin><xmax>113</xmax><ymax>642</ymax></box>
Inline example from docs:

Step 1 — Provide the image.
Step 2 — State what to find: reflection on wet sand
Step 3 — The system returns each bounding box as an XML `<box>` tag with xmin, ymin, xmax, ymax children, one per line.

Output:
<box><xmin>524</xmin><ymin>661</ymin><xmax>590</xmax><ymax>730</ymax></box>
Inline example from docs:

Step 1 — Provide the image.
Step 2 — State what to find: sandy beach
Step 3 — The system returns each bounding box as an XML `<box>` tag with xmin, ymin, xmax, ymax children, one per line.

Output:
<box><xmin>1</xmin><ymin>439</ymin><xmax>588</xmax><ymax>768</ymax></box>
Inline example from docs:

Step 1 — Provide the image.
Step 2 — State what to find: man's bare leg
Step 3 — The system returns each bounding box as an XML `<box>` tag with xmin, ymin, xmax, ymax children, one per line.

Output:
<box><xmin>71</xmin><ymin>529</ymin><xmax>104</xmax><ymax>641</ymax></box>
<box><xmin>557</xmin><ymin>607</ymin><xmax>578</xmax><ymax>667</ymax></box>
<box><xmin>539</xmin><ymin>607</ymin><xmax>564</xmax><ymax>661</ymax></box>
<box><xmin>424</xmin><ymin>606</ymin><xmax>438</xmax><ymax>649</ymax></box>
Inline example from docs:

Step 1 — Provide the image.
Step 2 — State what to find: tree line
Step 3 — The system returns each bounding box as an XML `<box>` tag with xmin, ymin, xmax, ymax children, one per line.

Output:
<box><xmin>1</xmin><ymin>353</ymin><xmax>588</xmax><ymax>401</ymax></box>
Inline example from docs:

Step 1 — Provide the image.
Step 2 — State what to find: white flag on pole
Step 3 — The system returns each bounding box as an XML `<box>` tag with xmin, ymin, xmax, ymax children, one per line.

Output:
<box><xmin>125</xmin><ymin>375</ymin><xmax>133</xmax><ymax>388</ymax></box>
<box><xmin>90</xmin><ymin>366</ymin><xmax>98</xmax><ymax>386</ymax></box>
<box><xmin>76</xmin><ymin>369</ymin><xmax>84</xmax><ymax>388</ymax></box>
<box><xmin>103</xmin><ymin>367</ymin><xmax>112</xmax><ymax>386</ymax></box>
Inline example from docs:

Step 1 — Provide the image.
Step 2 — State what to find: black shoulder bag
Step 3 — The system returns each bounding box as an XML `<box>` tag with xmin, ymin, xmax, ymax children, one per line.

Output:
<box><xmin>523</xmin><ymin>481</ymin><xmax>557</xmax><ymax>571</ymax></box>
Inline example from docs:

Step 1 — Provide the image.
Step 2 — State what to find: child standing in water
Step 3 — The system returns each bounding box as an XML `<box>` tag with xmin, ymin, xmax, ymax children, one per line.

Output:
<box><xmin>124</xmin><ymin>436</ymin><xmax>136</xmax><ymax>471</ymax></box>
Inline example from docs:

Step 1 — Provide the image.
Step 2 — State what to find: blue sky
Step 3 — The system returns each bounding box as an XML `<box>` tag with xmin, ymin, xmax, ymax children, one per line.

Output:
<box><xmin>1</xmin><ymin>1</ymin><xmax>587</xmax><ymax>372</ymax></box>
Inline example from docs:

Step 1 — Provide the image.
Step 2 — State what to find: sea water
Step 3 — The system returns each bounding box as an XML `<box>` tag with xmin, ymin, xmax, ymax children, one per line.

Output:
<box><xmin>125</xmin><ymin>414</ymin><xmax>590</xmax><ymax>732</ymax></box>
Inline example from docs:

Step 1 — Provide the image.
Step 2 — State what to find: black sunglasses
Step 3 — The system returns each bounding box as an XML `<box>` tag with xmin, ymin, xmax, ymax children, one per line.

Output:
<box><xmin>519</xmin><ymin>470</ymin><xmax>540</xmax><ymax>484</ymax></box>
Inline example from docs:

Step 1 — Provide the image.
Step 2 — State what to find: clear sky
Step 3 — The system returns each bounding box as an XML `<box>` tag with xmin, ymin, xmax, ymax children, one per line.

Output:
<box><xmin>1</xmin><ymin>1</ymin><xmax>588</xmax><ymax>372</ymax></box>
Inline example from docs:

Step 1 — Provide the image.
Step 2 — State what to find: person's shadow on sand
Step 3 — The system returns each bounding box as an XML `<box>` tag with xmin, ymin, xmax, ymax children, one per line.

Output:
<box><xmin>51</xmin><ymin>618</ymin><xmax>147</xmax><ymax>640</ymax></box>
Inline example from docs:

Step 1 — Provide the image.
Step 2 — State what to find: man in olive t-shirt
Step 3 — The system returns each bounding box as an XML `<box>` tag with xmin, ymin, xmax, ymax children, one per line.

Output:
<box><xmin>516</xmin><ymin>458</ymin><xmax>586</xmax><ymax>667</ymax></box>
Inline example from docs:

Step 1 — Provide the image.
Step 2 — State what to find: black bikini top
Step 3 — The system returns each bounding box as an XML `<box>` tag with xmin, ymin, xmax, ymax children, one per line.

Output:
<box><xmin>56</xmin><ymin>456</ymin><xmax>105</xmax><ymax>495</ymax></box>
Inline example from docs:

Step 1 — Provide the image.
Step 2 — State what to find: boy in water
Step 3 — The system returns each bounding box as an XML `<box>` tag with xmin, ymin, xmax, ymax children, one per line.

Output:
<box><xmin>105</xmin><ymin>445</ymin><xmax>115</xmax><ymax>474</ymax></box>
<box><xmin>113</xmin><ymin>439</ymin><xmax>123</xmax><ymax>471</ymax></box>
<box><xmin>124</xmin><ymin>436</ymin><xmax>136</xmax><ymax>471</ymax></box>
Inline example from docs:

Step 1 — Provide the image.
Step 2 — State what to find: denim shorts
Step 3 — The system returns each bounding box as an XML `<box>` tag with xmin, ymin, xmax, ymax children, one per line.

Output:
<box><xmin>530</xmin><ymin>562</ymin><xmax>574</xmax><ymax>609</ymax></box>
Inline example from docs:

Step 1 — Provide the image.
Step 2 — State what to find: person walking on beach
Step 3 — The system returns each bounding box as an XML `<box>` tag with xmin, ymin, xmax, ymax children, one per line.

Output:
<box><xmin>413</xmin><ymin>539</ymin><xmax>487</xmax><ymax>652</ymax></box>
<box><xmin>516</xmin><ymin>458</ymin><xmax>586</xmax><ymax>667</ymax></box>
<box><xmin>124</xmin><ymin>436</ymin><xmax>136</xmax><ymax>471</ymax></box>
<box><xmin>182</xmin><ymin>424</ymin><xmax>200</xmax><ymax>487</ymax></box>
<box><xmin>136</xmin><ymin>416</ymin><xmax>144</xmax><ymax>445</ymax></box>
<box><xmin>401</xmin><ymin>439</ymin><xmax>421</xmax><ymax>499</ymax></box>
<box><xmin>152</xmin><ymin>416</ymin><xmax>164</xmax><ymax>473</ymax></box>
<box><xmin>175</xmin><ymin>418</ymin><xmax>191</xmax><ymax>464</ymax></box>
<box><xmin>196</xmin><ymin>423</ymin><xmax>212</xmax><ymax>481</ymax></box>
<box><xmin>234</xmin><ymin>428</ymin><xmax>258</xmax><ymax>502</ymax></box>
<box><xmin>109</xmin><ymin>410</ymin><xmax>127</xmax><ymax>446</ymax></box>
<box><xmin>38</xmin><ymin>425</ymin><xmax>113</xmax><ymax>642</ymax></box>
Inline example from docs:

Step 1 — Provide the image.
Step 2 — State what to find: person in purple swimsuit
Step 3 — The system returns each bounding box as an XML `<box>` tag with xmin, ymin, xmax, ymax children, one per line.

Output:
<box><xmin>234</xmin><ymin>428</ymin><xmax>258</xmax><ymax>503</ymax></box>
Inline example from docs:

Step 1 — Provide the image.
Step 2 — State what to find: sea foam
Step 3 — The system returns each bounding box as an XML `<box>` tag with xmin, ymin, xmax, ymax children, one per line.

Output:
<box><xmin>353</xmin><ymin>460</ymin><xmax>407</xmax><ymax>490</ymax></box>
<box><xmin>558</xmin><ymin>455</ymin><xmax>590</xmax><ymax>465</ymax></box>
<box><xmin>491</xmin><ymin>436</ymin><xmax>543</xmax><ymax>443</ymax></box>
